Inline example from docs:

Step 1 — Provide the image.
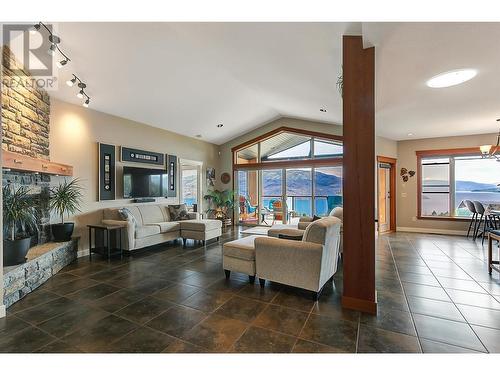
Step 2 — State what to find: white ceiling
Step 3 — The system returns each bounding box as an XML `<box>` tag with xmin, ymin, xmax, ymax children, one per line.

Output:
<box><xmin>364</xmin><ymin>22</ymin><xmax>500</xmax><ymax>140</ymax></box>
<box><xmin>48</xmin><ymin>22</ymin><xmax>359</xmax><ymax>144</ymax></box>
<box><xmin>32</xmin><ymin>22</ymin><xmax>500</xmax><ymax>143</ymax></box>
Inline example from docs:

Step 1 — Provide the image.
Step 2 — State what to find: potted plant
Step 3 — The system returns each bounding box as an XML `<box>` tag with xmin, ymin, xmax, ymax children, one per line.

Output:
<box><xmin>2</xmin><ymin>185</ymin><xmax>37</xmax><ymax>266</ymax></box>
<box><xmin>204</xmin><ymin>189</ymin><xmax>235</xmax><ymax>221</ymax></box>
<box><xmin>49</xmin><ymin>178</ymin><xmax>83</xmax><ymax>242</ymax></box>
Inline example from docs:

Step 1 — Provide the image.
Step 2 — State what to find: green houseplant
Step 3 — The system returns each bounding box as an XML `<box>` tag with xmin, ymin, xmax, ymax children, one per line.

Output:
<box><xmin>203</xmin><ymin>189</ymin><xmax>235</xmax><ymax>220</ymax></box>
<box><xmin>2</xmin><ymin>185</ymin><xmax>37</xmax><ymax>266</ymax></box>
<box><xmin>49</xmin><ymin>178</ymin><xmax>83</xmax><ymax>242</ymax></box>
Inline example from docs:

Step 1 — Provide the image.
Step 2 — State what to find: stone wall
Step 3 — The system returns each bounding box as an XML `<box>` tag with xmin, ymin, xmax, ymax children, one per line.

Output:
<box><xmin>1</xmin><ymin>46</ymin><xmax>51</xmax><ymax>160</ymax></box>
<box><xmin>3</xmin><ymin>239</ymin><xmax>78</xmax><ymax>308</ymax></box>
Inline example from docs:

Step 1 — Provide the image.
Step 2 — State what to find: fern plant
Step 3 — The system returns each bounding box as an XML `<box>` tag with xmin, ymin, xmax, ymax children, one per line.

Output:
<box><xmin>49</xmin><ymin>178</ymin><xmax>83</xmax><ymax>224</ymax></box>
<box><xmin>2</xmin><ymin>184</ymin><xmax>37</xmax><ymax>241</ymax></box>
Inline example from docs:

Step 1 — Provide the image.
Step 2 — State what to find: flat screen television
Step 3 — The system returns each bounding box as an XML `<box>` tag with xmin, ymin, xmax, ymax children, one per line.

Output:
<box><xmin>123</xmin><ymin>166</ymin><xmax>168</xmax><ymax>198</ymax></box>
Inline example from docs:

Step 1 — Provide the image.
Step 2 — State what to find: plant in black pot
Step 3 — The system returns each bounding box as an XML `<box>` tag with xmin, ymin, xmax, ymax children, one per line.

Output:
<box><xmin>49</xmin><ymin>178</ymin><xmax>83</xmax><ymax>242</ymax></box>
<box><xmin>2</xmin><ymin>185</ymin><xmax>37</xmax><ymax>266</ymax></box>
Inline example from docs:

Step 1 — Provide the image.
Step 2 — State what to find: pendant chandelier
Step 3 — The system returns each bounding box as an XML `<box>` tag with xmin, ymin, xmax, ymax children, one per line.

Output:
<box><xmin>479</xmin><ymin>119</ymin><xmax>500</xmax><ymax>161</ymax></box>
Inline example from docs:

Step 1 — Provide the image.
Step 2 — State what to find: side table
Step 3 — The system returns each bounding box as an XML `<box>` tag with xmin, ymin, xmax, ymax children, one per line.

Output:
<box><xmin>87</xmin><ymin>224</ymin><xmax>124</xmax><ymax>260</ymax></box>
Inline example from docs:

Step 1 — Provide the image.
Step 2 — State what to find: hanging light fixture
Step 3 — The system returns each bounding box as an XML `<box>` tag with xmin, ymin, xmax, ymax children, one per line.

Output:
<box><xmin>480</xmin><ymin>119</ymin><xmax>500</xmax><ymax>161</ymax></box>
<box><xmin>33</xmin><ymin>22</ymin><xmax>91</xmax><ymax>108</ymax></box>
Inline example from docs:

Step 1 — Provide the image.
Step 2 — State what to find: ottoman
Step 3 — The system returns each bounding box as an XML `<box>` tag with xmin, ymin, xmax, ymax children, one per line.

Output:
<box><xmin>223</xmin><ymin>235</ymin><xmax>259</xmax><ymax>283</ymax></box>
<box><xmin>180</xmin><ymin>219</ymin><xmax>222</xmax><ymax>246</ymax></box>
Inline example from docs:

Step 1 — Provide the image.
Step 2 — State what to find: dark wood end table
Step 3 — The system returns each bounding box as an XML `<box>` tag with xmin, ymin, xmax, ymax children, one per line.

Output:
<box><xmin>87</xmin><ymin>224</ymin><xmax>124</xmax><ymax>260</ymax></box>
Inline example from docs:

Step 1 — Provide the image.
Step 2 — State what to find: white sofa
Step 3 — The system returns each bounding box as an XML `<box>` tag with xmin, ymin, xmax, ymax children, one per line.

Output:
<box><xmin>102</xmin><ymin>204</ymin><xmax>222</xmax><ymax>251</ymax></box>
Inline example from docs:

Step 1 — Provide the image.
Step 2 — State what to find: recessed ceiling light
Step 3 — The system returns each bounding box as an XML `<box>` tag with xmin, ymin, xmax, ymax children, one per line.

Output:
<box><xmin>217</xmin><ymin>124</ymin><xmax>223</xmax><ymax>128</ymax></box>
<box><xmin>407</xmin><ymin>133</ymin><xmax>414</xmax><ymax>136</ymax></box>
<box><xmin>320</xmin><ymin>108</ymin><xmax>327</xmax><ymax>113</ymax></box>
<box><xmin>426</xmin><ymin>69</ymin><xmax>477</xmax><ymax>88</ymax></box>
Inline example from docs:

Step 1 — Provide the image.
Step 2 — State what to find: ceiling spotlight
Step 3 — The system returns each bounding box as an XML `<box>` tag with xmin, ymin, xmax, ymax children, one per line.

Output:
<box><xmin>195</xmin><ymin>134</ymin><xmax>202</xmax><ymax>138</ymax></box>
<box><xmin>47</xmin><ymin>34</ymin><xmax>61</xmax><ymax>56</ymax></box>
<box><xmin>83</xmin><ymin>99</ymin><xmax>90</xmax><ymax>108</ymax></box>
<box><xmin>56</xmin><ymin>58</ymin><xmax>69</xmax><ymax>68</ymax></box>
<box><xmin>66</xmin><ymin>75</ymin><xmax>77</xmax><ymax>87</ymax></box>
<box><xmin>407</xmin><ymin>133</ymin><xmax>414</xmax><ymax>136</ymax></box>
<box><xmin>30</xmin><ymin>23</ymin><xmax>41</xmax><ymax>35</ymax></box>
<box><xmin>77</xmin><ymin>90</ymin><xmax>84</xmax><ymax>99</ymax></box>
<box><xmin>47</xmin><ymin>43</ymin><xmax>57</xmax><ymax>56</ymax></box>
<box><xmin>320</xmin><ymin>108</ymin><xmax>327</xmax><ymax>113</ymax></box>
<box><xmin>217</xmin><ymin>124</ymin><xmax>224</xmax><ymax>128</ymax></box>
<box><xmin>426</xmin><ymin>69</ymin><xmax>477</xmax><ymax>88</ymax></box>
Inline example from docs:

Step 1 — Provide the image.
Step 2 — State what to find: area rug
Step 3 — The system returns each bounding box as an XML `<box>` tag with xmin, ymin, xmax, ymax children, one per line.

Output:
<box><xmin>240</xmin><ymin>226</ymin><xmax>269</xmax><ymax>235</ymax></box>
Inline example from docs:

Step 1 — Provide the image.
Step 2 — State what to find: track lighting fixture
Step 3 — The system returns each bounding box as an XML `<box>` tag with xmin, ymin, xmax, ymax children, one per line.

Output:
<box><xmin>34</xmin><ymin>21</ymin><xmax>91</xmax><ymax>108</ymax></box>
<box><xmin>32</xmin><ymin>22</ymin><xmax>71</xmax><ymax>67</ymax></box>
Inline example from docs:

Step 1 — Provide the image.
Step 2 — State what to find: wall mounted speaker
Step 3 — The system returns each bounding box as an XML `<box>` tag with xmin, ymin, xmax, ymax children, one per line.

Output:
<box><xmin>167</xmin><ymin>154</ymin><xmax>177</xmax><ymax>197</ymax></box>
<box><xmin>98</xmin><ymin>143</ymin><xmax>116</xmax><ymax>201</ymax></box>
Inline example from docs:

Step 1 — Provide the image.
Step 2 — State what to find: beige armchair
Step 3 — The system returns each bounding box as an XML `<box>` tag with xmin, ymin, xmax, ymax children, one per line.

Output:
<box><xmin>254</xmin><ymin>216</ymin><xmax>342</xmax><ymax>300</ymax></box>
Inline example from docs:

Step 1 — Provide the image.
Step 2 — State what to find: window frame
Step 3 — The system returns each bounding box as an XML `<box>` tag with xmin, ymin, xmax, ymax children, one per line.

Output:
<box><xmin>416</xmin><ymin>147</ymin><xmax>492</xmax><ymax>221</ymax></box>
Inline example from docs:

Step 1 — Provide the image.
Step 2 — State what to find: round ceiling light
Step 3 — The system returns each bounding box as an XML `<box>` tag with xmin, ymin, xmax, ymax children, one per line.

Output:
<box><xmin>426</xmin><ymin>69</ymin><xmax>477</xmax><ymax>88</ymax></box>
<box><xmin>217</xmin><ymin>124</ymin><xmax>223</xmax><ymax>128</ymax></box>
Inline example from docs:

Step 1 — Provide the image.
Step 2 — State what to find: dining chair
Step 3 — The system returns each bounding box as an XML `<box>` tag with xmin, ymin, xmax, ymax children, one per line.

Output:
<box><xmin>464</xmin><ymin>200</ymin><xmax>477</xmax><ymax>238</ymax></box>
<box><xmin>473</xmin><ymin>201</ymin><xmax>492</xmax><ymax>244</ymax></box>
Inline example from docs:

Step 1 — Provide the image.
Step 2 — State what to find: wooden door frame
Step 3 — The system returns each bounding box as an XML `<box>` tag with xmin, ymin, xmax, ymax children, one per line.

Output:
<box><xmin>377</xmin><ymin>156</ymin><xmax>396</xmax><ymax>232</ymax></box>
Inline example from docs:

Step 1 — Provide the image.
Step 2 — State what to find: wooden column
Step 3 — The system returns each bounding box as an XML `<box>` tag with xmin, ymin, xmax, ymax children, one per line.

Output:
<box><xmin>341</xmin><ymin>35</ymin><xmax>377</xmax><ymax>314</ymax></box>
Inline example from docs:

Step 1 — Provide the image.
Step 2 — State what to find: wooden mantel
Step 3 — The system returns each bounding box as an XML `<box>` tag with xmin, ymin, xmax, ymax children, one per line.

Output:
<box><xmin>2</xmin><ymin>150</ymin><xmax>73</xmax><ymax>176</ymax></box>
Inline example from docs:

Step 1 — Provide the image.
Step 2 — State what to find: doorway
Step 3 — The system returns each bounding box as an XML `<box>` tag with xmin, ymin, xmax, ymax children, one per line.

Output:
<box><xmin>377</xmin><ymin>156</ymin><xmax>396</xmax><ymax>233</ymax></box>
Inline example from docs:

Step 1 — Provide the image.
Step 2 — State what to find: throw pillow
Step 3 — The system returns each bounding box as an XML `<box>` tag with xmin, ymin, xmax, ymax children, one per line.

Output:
<box><xmin>168</xmin><ymin>204</ymin><xmax>191</xmax><ymax>221</ymax></box>
<box><xmin>118</xmin><ymin>208</ymin><xmax>138</xmax><ymax>235</ymax></box>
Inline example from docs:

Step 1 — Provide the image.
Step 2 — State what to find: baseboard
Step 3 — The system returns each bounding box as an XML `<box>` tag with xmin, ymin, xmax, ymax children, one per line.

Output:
<box><xmin>0</xmin><ymin>304</ymin><xmax>6</xmax><ymax>318</ymax></box>
<box><xmin>396</xmin><ymin>226</ymin><xmax>467</xmax><ymax>236</ymax></box>
<box><xmin>342</xmin><ymin>293</ymin><xmax>377</xmax><ymax>315</ymax></box>
<box><xmin>77</xmin><ymin>249</ymin><xmax>90</xmax><ymax>258</ymax></box>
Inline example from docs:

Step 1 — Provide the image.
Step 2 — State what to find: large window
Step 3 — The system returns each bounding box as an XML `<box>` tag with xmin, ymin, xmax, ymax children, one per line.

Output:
<box><xmin>233</xmin><ymin>128</ymin><xmax>343</xmax><ymax>166</ymax></box>
<box><xmin>419</xmin><ymin>152</ymin><xmax>500</xmax><ymax>218</ymax></box>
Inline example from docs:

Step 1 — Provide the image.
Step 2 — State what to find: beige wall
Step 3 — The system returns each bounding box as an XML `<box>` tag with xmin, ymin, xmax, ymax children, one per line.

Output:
<box><xmin>396</xmin><ymin>132</ymin><xmax>497</xmax><ymax>235</ymax></box>
<box><xmin>50</xmin><ymin>99</ymin><xmax>219</xmax><ymax>253</ymax></box>
<box><xmin>376</xmin><ymin>136</ymin><xmax>398</xmax><ymax>159</ymax></box>
<box><xmin>217</xmin><ymin>117</ymin><xmax>343</xmax><ymax>190</ymax></box>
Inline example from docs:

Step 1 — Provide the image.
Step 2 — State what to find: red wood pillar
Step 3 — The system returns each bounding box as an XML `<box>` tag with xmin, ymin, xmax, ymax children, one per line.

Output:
<box><xmin>341</xmin><ymin>35</ymin><xmax>377</xmax><ymax>314</ymax></box>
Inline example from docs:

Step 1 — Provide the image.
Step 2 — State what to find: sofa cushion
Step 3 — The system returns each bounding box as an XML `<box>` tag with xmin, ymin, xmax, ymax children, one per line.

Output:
<box><xmin>180</xmin><ymin>219</ymin><xmax>222</xmax><ymax>232</ymax></box>
<box><xmin>223</xmin><ymin>236</ymin><xmax>257</xmax><ymax>261</ymax></box>
<box><xmin>138</xmin><ymin>205</ymin><xmax>167</xmax><ymax>224</ymax></box>
<box><xmin>152</xmin><ymin>221</ymin><xmax>180</xmax><ymax>233</ymax></box>
<box><xmin>329</xmin><ymin>207</ymin><xmax>343</xmax><ymax>221</ymax></box>
<box><xmin>168</xmin><ymin>204</ymin><xmax>191</xmax><ymax>221</ymax></box>
<box><xmin>135</xmin><ymin>225</ymin><xmax>161</xmax><ymax>239</ymax></box>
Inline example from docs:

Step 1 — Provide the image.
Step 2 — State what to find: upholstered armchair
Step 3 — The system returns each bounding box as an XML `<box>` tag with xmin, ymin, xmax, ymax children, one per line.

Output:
<box><xmin>254</xmin><ymin>216</ymin><xmax>342</xmax><ymax>300</ymax></box>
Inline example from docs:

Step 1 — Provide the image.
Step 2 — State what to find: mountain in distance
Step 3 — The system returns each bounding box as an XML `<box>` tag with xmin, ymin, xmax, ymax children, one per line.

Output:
<box><xmin>427</xmin><ymin>179</ymin><xmax>499</xmax><ymax>192</ymax></box>
<box><xmin>261</xmin><ymin>170</ymin><xmax>342</xmax><ymax>196</ymax></box>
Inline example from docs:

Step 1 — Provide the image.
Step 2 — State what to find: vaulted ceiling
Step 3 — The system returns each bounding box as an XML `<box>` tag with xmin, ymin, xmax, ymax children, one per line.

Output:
<box><xmin>28</xmin><ymin>22</ymin><xmax>500</xmax><ymax>144</ymax></box>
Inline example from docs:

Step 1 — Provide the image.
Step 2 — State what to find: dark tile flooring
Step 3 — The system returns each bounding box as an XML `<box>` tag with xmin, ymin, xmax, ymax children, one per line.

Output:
<box><xmin>1</xmin><ymin>229</ymin><xmax>500</xmax><ymax>353</ymax></box>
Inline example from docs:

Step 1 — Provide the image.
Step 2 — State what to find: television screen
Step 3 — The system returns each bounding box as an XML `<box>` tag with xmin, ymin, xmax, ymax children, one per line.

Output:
<box><xmin>123</xmin><ymin>166</ymin><xmax>168</xmax><ymax>198</ymax></box>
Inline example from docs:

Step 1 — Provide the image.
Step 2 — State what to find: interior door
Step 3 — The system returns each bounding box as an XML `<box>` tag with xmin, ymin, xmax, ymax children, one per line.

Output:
<box><xmin>378</xmin><ymin>163</ymin><xmax>391</xmax><ymax>232</ymax></box>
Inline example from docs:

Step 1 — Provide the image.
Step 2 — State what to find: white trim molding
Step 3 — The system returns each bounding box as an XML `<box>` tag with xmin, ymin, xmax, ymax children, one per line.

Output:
<box><xmin>0</xmin><ymin>304</ymin><xmax>6</xmax><ymax>318</ymax></box>
<box><xmin>396</xmin><ymin>226</ymin><xmax>467</xmax><ymax>236</ymax></box>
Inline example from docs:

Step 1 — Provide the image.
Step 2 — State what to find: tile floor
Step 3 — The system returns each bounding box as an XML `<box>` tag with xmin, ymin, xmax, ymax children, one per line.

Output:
<box><xmin>1</xmin><ymin>229</ymin><xmax>499</xmax><ymax>353</ymax></box>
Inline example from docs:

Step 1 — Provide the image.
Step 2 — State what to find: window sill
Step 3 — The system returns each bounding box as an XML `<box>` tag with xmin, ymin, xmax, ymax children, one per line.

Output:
<box><xmin>417</xmin><ymin>216</ymin><xmax>471</xmax><ymax>222</ymax></box>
